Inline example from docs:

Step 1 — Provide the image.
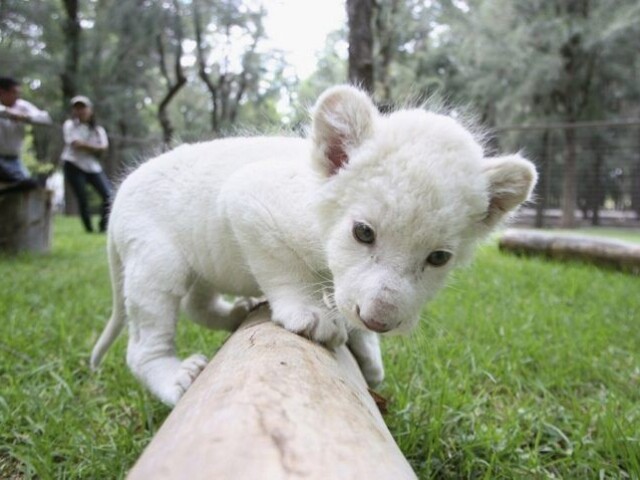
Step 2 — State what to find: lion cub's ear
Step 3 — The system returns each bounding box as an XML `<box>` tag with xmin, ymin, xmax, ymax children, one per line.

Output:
<box><xmin>482</xmin><ymin>154</ymin><xmax>538</xmax><ymax>227</ymax></box>
<box><xmin>311</xmin><ymin>85</ymin><xmax>377</xmax><ymax>177</ymax></box>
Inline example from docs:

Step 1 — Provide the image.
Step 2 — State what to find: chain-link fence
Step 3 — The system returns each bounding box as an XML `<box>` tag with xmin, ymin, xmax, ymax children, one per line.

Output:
<box><xmin>495</xmin><ymin>120</ymin><xmax>640</xmax><ymax>229</ymax></box>
<box><xmin>30</xmin><ymin>118</ymin><xmax>640</xmax><ymax>227</ymax></box>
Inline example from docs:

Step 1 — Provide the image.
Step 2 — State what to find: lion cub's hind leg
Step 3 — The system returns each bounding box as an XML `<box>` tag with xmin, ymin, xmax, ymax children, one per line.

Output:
<box><xmin>182</xmin><ymin>278</ymin><xmax>257</xmax><ymax>332</ymax></box>
<box><xmin>123</xmin><ymin>255</ymin><xmax>207</xmax><ymax>406</ymax></box>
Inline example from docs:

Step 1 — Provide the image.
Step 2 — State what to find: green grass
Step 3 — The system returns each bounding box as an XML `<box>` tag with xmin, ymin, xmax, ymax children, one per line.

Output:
<box><xmin>1</xmin><ymin>217</ymin><xmax>639</xmax><ymax>478</ymax></box>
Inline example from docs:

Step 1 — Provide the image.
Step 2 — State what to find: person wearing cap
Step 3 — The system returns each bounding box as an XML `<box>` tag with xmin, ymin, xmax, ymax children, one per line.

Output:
<box><xmin>0</xmin><ymin>76</ymin><xmax>51</xmax><ymax>190</ymax></box>
<box><xmin>61</xmin><ymin>95</ymin><xmax>112</xmax><ymax>233</ymax></box>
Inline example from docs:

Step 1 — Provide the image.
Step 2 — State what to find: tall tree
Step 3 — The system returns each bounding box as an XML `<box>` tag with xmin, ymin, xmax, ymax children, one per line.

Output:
<box><xmin>193</xmin><ymin>0</ymin><xmax>273</xmax><ymax>135</ymax></box>
<box><xmin>374</xmin><ymin>0</ymin><xmax>400</xmax><ymax>103</ymax></box>
<box><xmin>156</xmin><ymin>0</ymin><xmax>187</xmax><ymax>148</ymax></box>
<box><xmin>60</xmin><ymin>0</ymin><xmax>81</xmax><ymax>107</ymax></box>
<box><xmin>86</xmin><ymin>0</ymin><xmax>165</xmax><ymax>141</ymax></box>
<box><xmin>431</xmin><ymin>0</ymin><xmax>639</xmax><ymax>226</ymax></box>
<box><xmin>555</xmin><ymin>1</ymin><xmax>594</xmax><ymax>227</ymax></box>
<box><xmin>346</xmin><ymin>0</ymin><xmax>375</xmax><ymax>93</ymax></box>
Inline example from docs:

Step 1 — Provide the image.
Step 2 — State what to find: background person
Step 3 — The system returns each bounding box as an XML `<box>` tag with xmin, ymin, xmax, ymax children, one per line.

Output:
<box><xmin>0</xmin><ymin>76</ymin><xmax>51</xmax><ymax>190</ymax></box>
<box><xmin>61</xmin><ymin>96</ymin><xmax>112</xmax><ymax>233</ymax></box>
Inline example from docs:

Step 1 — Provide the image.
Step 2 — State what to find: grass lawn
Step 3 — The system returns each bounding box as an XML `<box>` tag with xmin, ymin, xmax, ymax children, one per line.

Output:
<box><xmin>1</xmin><ymin>216</ymin><xmax>639</xmax><ymax>478</ymax></box>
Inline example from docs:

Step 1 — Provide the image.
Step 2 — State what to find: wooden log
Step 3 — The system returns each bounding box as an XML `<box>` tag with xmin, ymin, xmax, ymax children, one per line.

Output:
<box><xmin>0</xmin><ymin>187</ymin><xmax>53</xmax><ymax>254</ymax></box>
<box><xmin>128</xmin><ymin>308</ymin><xmax>416</xmax><ymax>480</ymax></box>
<box><xmin>499</xmin><ymin>228</ymin><xmax>640</xmax><ymax>275</ymax></box>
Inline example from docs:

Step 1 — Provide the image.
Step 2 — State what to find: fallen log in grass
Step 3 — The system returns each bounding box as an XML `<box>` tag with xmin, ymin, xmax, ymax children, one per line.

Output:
<box><xmin>499</xmin><ymin>229</ymin><xmax>640</xmax><ymax>275</ymax></box>
<box><xmin>127</xmin><ymin>307</ymin><xmax>416</xmax><ymax>480</ymax></box>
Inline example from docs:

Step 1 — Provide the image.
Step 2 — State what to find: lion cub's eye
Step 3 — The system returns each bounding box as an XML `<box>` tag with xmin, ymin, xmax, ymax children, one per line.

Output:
<box><xmin>426</xmin><ymin>250</ymin><xmax>452</xmax><ymax>267</ymax></box>
<box><xmin>353</xmin><ymin>222</ymin><xmax>376</xmax><ymax>244</ymax></box>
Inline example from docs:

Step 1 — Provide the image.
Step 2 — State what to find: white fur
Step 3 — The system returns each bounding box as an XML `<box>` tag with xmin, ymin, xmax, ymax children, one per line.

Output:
<box><xmin>90</xmin><ymin>85</ymin><xmax>537</xmax><ymax>406</ymax></box>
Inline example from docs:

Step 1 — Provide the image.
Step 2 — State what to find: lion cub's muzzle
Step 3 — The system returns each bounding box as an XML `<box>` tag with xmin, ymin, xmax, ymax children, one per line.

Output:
<box><xmin>354</xmin><ymin>298</ymin><xmax>401</xmax><ymax>333</ymax></box>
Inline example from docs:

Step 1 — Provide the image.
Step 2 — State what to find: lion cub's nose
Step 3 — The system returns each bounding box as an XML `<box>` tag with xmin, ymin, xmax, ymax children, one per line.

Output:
<box><xmin>355</xmin><ymin>305</ymin><xmax>391</xmax><ymax>333</ymax></box>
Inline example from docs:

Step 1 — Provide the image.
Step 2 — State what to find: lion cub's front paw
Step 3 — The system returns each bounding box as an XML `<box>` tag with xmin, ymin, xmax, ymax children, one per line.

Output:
<box><xmin>272</xmin><ymin>304</ymin><xmax>348</xmax><ymax>349</ymax></box>
<box><xmin>360</xmin><ymin>357</ymin><xmax>384</xmax><ymax>388</ymax></box>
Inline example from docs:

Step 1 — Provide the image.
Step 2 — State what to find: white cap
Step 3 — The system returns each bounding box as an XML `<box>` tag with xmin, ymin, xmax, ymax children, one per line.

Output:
<box><xmin>70</xmin><ymin>95</ymin><xmax>93</xmax><ymax>108</ymax></box>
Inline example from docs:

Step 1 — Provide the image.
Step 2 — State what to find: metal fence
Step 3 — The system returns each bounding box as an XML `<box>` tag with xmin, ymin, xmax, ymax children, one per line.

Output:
<box><xmin>31</xmin><ymin>118</ymin><xmax>640</xmax><ymax>228</ymax></box>
<box><xmin>495</xmin><ymin>120</ymin><xmax>640</xmax><ymax>229</ymax></box>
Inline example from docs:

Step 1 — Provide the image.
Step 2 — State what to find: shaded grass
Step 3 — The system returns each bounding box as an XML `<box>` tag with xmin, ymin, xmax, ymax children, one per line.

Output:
<box><xmin>1</xmin><ymin>216</ymin><xmax>638</xmax><ymax>478</ymax></box>
<box><xmin>0</xmin><ymin>217</ymin><xmax>227</xmax><ymax>478</ymax></box>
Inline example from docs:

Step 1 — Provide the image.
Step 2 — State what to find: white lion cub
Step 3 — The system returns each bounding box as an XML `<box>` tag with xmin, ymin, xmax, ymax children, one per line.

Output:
<box><xmin>91</xmin><ymin>85</ymin><xmax>537</xmax><ymax>406</ymax></box>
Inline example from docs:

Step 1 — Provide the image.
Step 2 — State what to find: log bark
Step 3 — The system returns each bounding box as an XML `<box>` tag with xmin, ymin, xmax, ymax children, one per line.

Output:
<box><xmin>499</xmin><ymin>229</ymin><xmax>640</xmax><ymax>275</ymax></box>
<box><xmin>128</xmin><ymin>308</ymin><xmax>416</xmax><ymax>480</ymax></box>
<box><xmin>0</xmin><ymin>187</ymin><xmax>53</xmax><ymax>254</ymax></box>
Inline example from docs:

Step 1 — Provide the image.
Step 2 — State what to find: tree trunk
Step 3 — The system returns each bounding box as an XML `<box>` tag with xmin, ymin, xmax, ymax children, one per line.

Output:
<box><xmin>589</xmin><ymin>143</ymin><xmax>604</xmax><ymax>226</ymax></box>
<box><xmin>561</xmin><ymin>127</ymin><xmax>577</xmax><ymax>228</ymax></box>
<box><xmin>347</xmin><ymin>0</ymin><xmax>375</xmax><ymax>93</ymax></box>
<box><xmin>534</xmin><ymin>130</ymin><xmax>550</xmax><ymax>228</ymax></box>
<box><xmin>557</xmin><ymin>1</ymin><xmax>594</xmax><ymax>228</ymax></box>
<box><xmin>60</xmin><ymin>0</ymin><xmax>81</xmax><ymax>107</ymax></box>
<box><xmin>157</xmin><ymin>0</ymin><xmax>186</xmax><ymax>149</ymax></box>
<box><xmin>632</xmin><ymin>161</ymin><xmax>640</xmax><ymax>221</ymax></box>
<box><xmin>61</xmin><ymin>0</ymin><xmax>81</xmax><ymax>216</ymax></box>
<box><xmin>193</xmin><ymin>0</ymin><xmax>219</xmax><ymax>133</ymax></box>
<box><xmin>375</xmin><ymin>0</ymin><xmax>400</xmax><ymax>103</ymax></box>
<box><xmin>633</xmin><ymin>129</ymin><xmax>640</xmax><ymax>220</ymax></box>
<box><xmin>128</xmin><ymin>310</ymin><xmax>417</xmax><ymax>480</ymax></box>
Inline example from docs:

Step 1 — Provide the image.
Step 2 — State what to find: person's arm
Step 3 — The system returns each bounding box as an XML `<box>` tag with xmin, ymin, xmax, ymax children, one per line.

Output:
<box><xmin>65</xmin><ymin>119</ymin><xmax>101</xmax><ymax>155</ymax></box>
<box><xmin>63</xmin><ymin>119</ymin><xmax>89</xmax><ymax>152</ymax></box>
<box><xmin>0</xmin><ymin>104</ymin><xmax>29</xmax><ymax>123</ymax></box>
<box><xmin>15</xmin><ymin>99</ymin><xmax>52</xmax><ymax>125</ymax></box>
<box><xmin>72</xmin><ymin>126</ymin><xmax>109</xmax><ymax>155</ymax></box>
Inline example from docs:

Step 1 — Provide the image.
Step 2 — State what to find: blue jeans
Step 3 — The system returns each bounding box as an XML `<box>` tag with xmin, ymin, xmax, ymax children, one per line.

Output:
<box><xmin>0</xmin><ymin>155</ymin><xmax>30</xmax><ymax>183</ymax></box>
<box><xmin>64</xmin><ymin>161</ymin><xmax>113</xmax><ymax>232</ymax></box>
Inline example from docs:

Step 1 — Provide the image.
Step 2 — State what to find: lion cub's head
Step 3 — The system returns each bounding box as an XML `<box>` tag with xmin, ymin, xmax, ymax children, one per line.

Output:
<box><xmin>310</xmin><ymin>85</ymin><xmax>537</xmax><ymax>334</ymax></box>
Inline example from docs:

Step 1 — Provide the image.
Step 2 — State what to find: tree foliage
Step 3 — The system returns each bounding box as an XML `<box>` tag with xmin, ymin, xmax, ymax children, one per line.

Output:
<box><xmin>2</xmin><ymin>0</ymin><xmax>639</xmax><ymax>211</ymax></box>
<box><xmin>309</xmin><ymin>0</ymin><xmax>639</xmax><ymax>225</ymax></box>
<box><xmin>0</xmin><ymin>0</ymin><xmax>291</xmax><ymax>156</ymax></box>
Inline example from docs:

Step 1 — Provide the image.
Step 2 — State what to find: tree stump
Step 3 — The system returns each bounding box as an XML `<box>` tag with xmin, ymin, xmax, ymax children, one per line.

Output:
<box><xmin>0</xmin><ymin>187</ymin><xmax>53</xmax><ymax>254</ymax></box>
<box><xmin>499</xmin><ymin>229</ymin><xmax>640</xmax><ymax>275</ymax></box>
<box><xmin>127</xmin><ymin>308</ymin><xmax>416</xmax><ymax>480</ymax></box>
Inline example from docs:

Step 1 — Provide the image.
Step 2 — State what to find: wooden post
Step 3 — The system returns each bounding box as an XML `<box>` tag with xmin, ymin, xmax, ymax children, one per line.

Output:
<box><xmin>499</xmin><ymin>229</ymin><xmax>640</xmax><ymax>275</ymax></box>
<box><xmin>128</xmin><ymin>308</ymin><xmax>416</xmax><ymax>480</ymax></box>
<box><xmin>0</xmin><ymin>187</ymin><xmax>53</xmax><ymax>254</ymax></box>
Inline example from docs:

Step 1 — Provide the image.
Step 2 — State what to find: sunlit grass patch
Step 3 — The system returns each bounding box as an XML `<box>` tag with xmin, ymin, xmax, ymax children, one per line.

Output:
<box><xmin>384</xmin><ymin>242</ymin><xmax>640</xmax><ymax>478</ymax></box>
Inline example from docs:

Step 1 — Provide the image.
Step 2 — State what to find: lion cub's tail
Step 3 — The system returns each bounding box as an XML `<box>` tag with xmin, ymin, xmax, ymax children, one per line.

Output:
<box><xmin>90</xmin><ymin>236</ymin><xmax>126</xmax><ymax>370</ymax></box>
